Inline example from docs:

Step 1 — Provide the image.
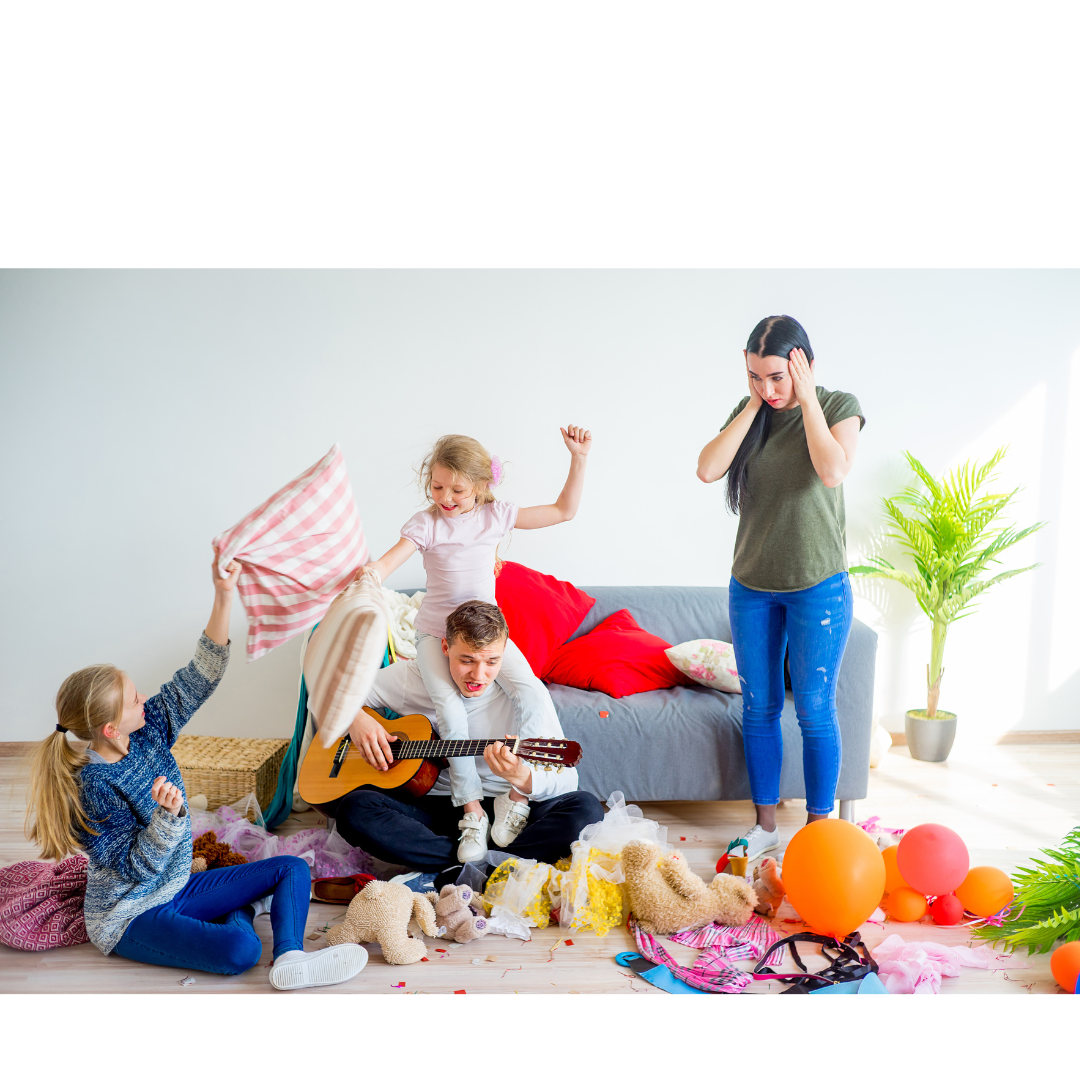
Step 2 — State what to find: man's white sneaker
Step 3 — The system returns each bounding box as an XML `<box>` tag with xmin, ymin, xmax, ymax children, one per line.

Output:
<box><xmin>457</xmin><ymin>812</ymin><xmax>490</xmax><ymax>863</ymax></box>
<box><xmin>269</xmin><ymin>944</ymin><xmax>368</xmax><ymax>990</ymax></box>
<box><xmin>738</xmin><ymin>824</ymin><xmax>781</xmax><ymax>861</ymax></box>
<box><xmin>490</xmin><ymin>791</ymin><xmax>531</xmax><ymax>848</ymax></box>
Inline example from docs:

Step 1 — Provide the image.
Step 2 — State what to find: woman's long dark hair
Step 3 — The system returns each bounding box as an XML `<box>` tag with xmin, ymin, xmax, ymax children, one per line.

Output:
<box><xmin>726</xmin><ymin>315</ymin><xmax>814</xmax><ymax>515</ymax></box>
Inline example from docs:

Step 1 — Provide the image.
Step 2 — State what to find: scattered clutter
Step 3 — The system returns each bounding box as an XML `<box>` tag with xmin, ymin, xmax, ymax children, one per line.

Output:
<box><xmin>325</xmin><ymin>879</ymin><xmax>437</xmax><ymax>965</ymax></box>
<box><xmin>956</xmin><ymin>866</ymin><xmax>1014</xmax><ymax>919</ymax></box>
<box><xmin>895</xmin><ymin>823</ymin><xmax>969</xmax><ymax>897</ymax></box>
<box><xmin>753</xmin><ymin>930</ymin><xmax>881</xmax><ymax>993</ymax></box>
<box><xmin>752</xmin><ymin>857</ymin><xmax>786</xmax><ymax>918</ymax></box>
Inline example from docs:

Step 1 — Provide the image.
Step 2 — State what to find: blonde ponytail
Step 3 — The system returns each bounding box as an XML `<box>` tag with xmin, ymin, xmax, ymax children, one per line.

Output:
<box><xmin>25</xmin><ymin>664</ymin><xmax>124</xmax><ymax>861</ymax></box>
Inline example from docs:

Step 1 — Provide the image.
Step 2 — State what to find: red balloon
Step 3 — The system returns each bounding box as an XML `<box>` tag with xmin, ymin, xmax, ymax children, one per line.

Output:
<box><xmin>897</xmin><ymin>824</ymin><xmax>969</xmax><ymax>896</ymax></box>
<box><xmin>930</xmin><ymin>893</ymin><xmax>964</xmax><ymax>925</ymax></box>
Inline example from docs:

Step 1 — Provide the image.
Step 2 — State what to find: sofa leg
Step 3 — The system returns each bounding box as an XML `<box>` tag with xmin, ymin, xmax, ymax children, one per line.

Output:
<box><xmin>838</xmin><ymin>800</ymin><xmax>854</xmax><ymax>822</ymax></box>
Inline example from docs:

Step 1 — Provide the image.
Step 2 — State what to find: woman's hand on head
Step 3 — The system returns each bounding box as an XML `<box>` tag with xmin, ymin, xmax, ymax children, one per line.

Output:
<box><xmin>560</xmin><ymin>425</ymin><xmax>592</xmax><ymax>457</ymax></box>
<box><xmin>745</xmin><ymin>367</ymin><xmax>765</xmax><ymax>410</ymax></box>
<box><xmin>150</xmin><ymin>776</ymin><xmax>184</xmax><ymax>816</ymax></box>
<box><xmin>788</xmin><ymin>348</ymin><xmax>817</xmax><ymax>407</ymax></box>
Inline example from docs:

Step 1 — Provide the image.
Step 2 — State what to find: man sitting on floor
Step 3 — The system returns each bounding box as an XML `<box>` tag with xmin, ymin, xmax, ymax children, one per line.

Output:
<box><xmin>316</xmin><ymin>600</ymin><xmax>604</xmax><ymax>887</ymax></box>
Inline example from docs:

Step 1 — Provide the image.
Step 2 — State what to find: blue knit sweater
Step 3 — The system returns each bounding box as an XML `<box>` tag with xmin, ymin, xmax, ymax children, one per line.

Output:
<box><xmin>78</xmin><ymin>634</ymin><xmax>229</xmax><ymax>955</ymax></box>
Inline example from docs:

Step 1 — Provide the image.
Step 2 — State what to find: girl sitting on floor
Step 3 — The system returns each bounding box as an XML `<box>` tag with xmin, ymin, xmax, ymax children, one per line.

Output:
<box><xmin>361</xmin><ymin>426</ymin><xmax>592</xmax><ymax>864</ymax></box>
<box><xmin>24</xmin><ymin>550</ymin><xmax>368</xmax><ymax>990</ymax></box>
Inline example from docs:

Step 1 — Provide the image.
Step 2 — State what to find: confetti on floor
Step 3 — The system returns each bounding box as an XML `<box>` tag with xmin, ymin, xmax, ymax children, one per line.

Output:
<box><xmin>599</xmin><ymin>711</ymin><xmax>609</xmax><ymax>718</ymax></box>
<box><xmin>502</xmin><ymin>966</ymin><xmax>523</xmax><ymax>977</ymax></box>
<box><xmin>421</xmin><ymin>956</ymin><xmax>429</xmax><ymax>961</ymax></box>
<box><xmin>392</xmin><ymin>981</ymin><xmax>405</xmax><ymax>988</ymax></box>
<box><xmin>454</xmin><ymin>989</ymin><xmax>467</xmax><ymax>994</ymax></box>
<box><xmin>179</xmin><ymin>976</ymin><xmax>196</xmax><ymax>986</ymax></box>
<box><xmin>435</xmin><ymin>948</ymin><xmax>447</xmax><ymax>952</ymax></box>
<box><xmin>564</xmin><ymin>940</ymin><xmax>574</xmax><ymax>946</ymax></box>
<box><xmin>471</xmin><ymin>957</ymin><xmax>483</xmax><ymax>965</ymax></box>
<box><xmin>307</xmin><ymin>933</ymin><xmax>321</xmax><ymax>941</ymax></box>
<box><xmin>486</xmin><ymin>955</ymin><xmax>499</xmax><ymax>962</ymax></box>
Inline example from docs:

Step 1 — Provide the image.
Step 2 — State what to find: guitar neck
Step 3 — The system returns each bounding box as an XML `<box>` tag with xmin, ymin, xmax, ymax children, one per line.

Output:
<box><xmin>389</xmin><ymin>738</ymin><xmax>508</xmax><ymax>760</ymax></box>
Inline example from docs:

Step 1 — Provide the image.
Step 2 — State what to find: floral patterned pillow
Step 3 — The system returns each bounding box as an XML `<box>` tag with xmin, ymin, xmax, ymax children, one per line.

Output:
<box><xmin>664</xmin><ymin>639</ymin><xmax>741</xmax><ymax>693</ymax></box>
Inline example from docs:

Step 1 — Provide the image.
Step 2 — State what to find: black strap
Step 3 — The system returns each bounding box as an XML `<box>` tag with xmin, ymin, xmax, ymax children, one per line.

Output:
<box><xmin>752</xmin><ymin>931</ymin><xmax>878</xmax><ymax>992</ymax></box>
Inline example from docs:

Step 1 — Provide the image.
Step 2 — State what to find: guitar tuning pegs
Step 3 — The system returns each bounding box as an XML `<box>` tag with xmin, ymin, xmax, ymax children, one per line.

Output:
<box><xmin>545</xmin><ymin>764</ymin><xmax>553</xmax><ymax>771</ymax></box>
<box><xmin>556</xmin><ymin>765</ymin><xmax>563</xmax><ymax>773</ymax></box>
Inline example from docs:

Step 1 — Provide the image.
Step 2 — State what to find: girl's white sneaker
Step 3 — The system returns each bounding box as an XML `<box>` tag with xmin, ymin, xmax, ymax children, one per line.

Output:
<box><xmin>269</xmin><ymin>944</ymin><xmax>368</xmax><ymax>990</ymax></box>
<box><xmin>739</xmin><ymin>824</ymin><xmax>781</xmax><ymax>861</ymax></box>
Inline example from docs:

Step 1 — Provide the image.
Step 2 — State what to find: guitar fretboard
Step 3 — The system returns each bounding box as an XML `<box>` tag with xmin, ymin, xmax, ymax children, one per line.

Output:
<box><xmin>390</xmin><ymin>739</ymin><xmax>507</xmax><ymax>760</ymax></box>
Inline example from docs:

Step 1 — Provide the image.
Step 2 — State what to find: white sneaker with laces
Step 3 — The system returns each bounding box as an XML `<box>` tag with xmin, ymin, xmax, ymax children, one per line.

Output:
<box><xmin>490</xmin><ymin>791</ymin><xmax>531</xmax><ymax>848</ymax></box>
<box><xmin>457</xmin><ymin>812</ymin><xmax>490</xmax><ymax>862</ymax></box>
<box><xmin>269</xmin><ymin>944</ymin><xmax>368</xmax><ymax>990</ymax></box>
<box><xmin>250</xmin><ymin>894</ymin><xmax>272</xmax><ymax>918</ymax></box>
<box><xmin>739</xmin><ymin>824</ymin><xmax>781</xmax><ymax>861</ymax></box>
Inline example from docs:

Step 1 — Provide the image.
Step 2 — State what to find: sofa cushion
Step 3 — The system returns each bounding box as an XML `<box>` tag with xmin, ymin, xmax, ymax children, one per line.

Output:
<box><xmin>665</xmin><ymin>638</ymin><xmax>741</xmax><ymax>693</ymax></box>
<box><xmin>541</xmin><ymin>609</ymin><xmax>693</xmax><ymax>697</ymax></box>
<box><xmin>495</xmin><ymin>561</ymin><xmax>595</xmax><ymax>676</ymax></box>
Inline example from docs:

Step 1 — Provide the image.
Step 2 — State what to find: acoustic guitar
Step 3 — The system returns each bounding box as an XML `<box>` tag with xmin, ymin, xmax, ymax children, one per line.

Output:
<box><xmin>298</xmin><ymin>707</ymin><xmax>584</xmax><ymax>804</ymax></box>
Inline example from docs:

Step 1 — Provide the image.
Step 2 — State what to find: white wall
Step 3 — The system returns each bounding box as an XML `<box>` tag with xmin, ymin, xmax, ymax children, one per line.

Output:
<box><xmin>2</xmin><ymin>270</ymin><xmax>1078</xmax><ymax>746</ymax></box>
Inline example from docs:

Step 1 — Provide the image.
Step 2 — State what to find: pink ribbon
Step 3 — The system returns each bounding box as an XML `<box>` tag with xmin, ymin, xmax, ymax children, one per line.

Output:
<box><xmin>857</xmin><ymin>816</ymin><xmax>905</xmax><ymax>836</ymax></box>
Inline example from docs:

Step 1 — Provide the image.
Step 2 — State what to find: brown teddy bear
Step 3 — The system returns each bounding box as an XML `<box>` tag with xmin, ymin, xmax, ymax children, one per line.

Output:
<box><xmin>190</xmin><ymin>831</ymin><xmax>247</xmax><ymax>873</ymax></box>
<box><xmin>325</xmin><ymin>879</ymin><xmax>438</xmax><ymax>965</ymax></box>
<box><xmin>434</xmin><ymin>884</ymin><xmax>491</xmax><ymax>943</ymax></box>
<box><xmin>622</xmin><ymin>839</ymin><xmax>756</xmax><ymax>936</ymax></box>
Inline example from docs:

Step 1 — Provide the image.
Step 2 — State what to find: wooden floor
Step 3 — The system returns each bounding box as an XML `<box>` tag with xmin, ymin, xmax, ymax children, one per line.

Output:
<box><xmin>2</xmin><ymin>741</ymin><xmax>1077</xmax><ymax>995</ymax></box>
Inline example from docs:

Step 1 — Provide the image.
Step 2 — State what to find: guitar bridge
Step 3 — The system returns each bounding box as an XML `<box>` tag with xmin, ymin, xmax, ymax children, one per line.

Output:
<box><xmin>328</xmin><ymin>736</ymin><xmax>350</xmax><ymax>779</ymax></box>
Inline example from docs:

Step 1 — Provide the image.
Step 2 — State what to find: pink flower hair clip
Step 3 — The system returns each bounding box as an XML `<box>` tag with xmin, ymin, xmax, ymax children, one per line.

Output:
<box><xmin>489</xmin><ymin>455</ymin><xmax>503</xmax><ymax>488</ymax></box>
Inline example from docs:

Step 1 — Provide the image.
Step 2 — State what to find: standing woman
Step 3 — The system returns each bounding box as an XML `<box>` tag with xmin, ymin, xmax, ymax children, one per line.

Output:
<box><xmin>697</xmin><ymin>315</ymin><xmax>864</xmax><ymax>858</ymax></box>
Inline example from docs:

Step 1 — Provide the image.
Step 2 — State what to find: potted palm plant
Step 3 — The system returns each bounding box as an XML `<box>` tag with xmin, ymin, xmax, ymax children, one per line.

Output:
<box><xmin>850</xmin><ymin>447</ymin><xmax>1044</xmax><ymax>762</ymax></box>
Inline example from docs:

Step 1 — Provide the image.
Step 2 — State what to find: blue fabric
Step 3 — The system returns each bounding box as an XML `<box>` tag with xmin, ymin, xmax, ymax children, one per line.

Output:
<box><xmin>728</xmin><ymin>572</ymin><xmax>853</xmax><ymax>815</ymax></box>
<box><xmin>810</xmin><ymin>971</ymin><xmax>889</xmax><ymax>994</ymax></box>
<box><xmin>78</xmin><ymin>634</ymin><xmax>229</xmax><ymax>955</ymax></box>
<box><xmin>266</xmin><ymin>635</ymin><xmax>393</xmax><ymax>830</ymax></box>
<box><xmin>114</xmin><ymin>855</ymin><xmax>312</xmax><ymax>974</ymax></box>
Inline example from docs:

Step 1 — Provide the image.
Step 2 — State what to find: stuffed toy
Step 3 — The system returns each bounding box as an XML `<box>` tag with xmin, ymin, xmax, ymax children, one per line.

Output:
<box><xmin>622</xmin><ymin>839</ymin><xmax>755</xmax><ymax>936</ymax></box>
<box><xmin>752</xmin><ymin>857</ymin><xmax>786</xmax><ymax>918</ymax></box>
<box><xmin>190</xmin><ymin>831</ymin><xmax>247</xmax><ymax>873</ymax></box>
<box><xmin>434</xmin><ymin>884</ymin><xmax>491</xmax><ymax>943</ymax></box>
<box><xmin>325</xmin><ymin>879</ymin><xmax>438</xmax><ymax>965</ymax></box>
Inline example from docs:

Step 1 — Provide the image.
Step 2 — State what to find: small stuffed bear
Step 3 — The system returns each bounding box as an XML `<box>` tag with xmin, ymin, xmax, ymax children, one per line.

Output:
<box><xmin>434</xmin><ymin>884</ymin><xmax>490</xmax><ymax>943</ymax></box>
<box><xmin>752</xmin><ymin>857</ymin><xmax>786</xmax><ymax>918</ymax></box>
<box><xmin>325</xmin><ymin>879</ymin><xmax>438</xmax><ymax>965</ymax></box>
<box><xmin>622</xmin><ymin>839</ymin><xmax>756</xmax><ymax>936</ymax></box>
<box><xmin>190</xmin><ymin>831</ymin><xmax>246</xmax><ymax>873</ymax></box>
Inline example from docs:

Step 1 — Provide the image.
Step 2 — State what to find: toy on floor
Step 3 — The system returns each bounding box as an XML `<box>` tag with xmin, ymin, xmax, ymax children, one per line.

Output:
<box><xmin>781</xmin><ymin>819</ymin><xmax>886</xmax><ymax>938</ymax></box>
<box><xmin>434</xmin><ymin>884</ymin><xmax>490</xmax><ymax>943</ymax></box>
<box><xmin>622</xmin><ymin>839</ymin><xmax>755</xmax><ymax>936</ymax></box>
<box><xmin>752</xmin><ymin>857</ymin><xmax>786</xmax><ymax>918</ymax></box>
<box><xmin>191</xmin><ymin>830</ymin><xmax>247</xmax><ymax>873</ymax></box>
<box><xmin>325</xmin><ymin>879</ymin><xmax>438</xmax><ymax>965</ymax></box>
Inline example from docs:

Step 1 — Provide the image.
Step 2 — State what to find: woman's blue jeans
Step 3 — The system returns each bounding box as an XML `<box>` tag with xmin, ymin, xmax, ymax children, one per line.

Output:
<box><xmin>728</xmin><ymin>571</ymin><xmax>853</xmax><ymax>816</ymax></box>
<box><xmin>114</xmin><ymin>855</ymin><xmax>311</xmax><ymax>975</ymax></box>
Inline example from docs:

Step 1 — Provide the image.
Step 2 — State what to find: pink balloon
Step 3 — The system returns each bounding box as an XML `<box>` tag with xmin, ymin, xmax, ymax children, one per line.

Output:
<box><xmin>897</xmin><ymin>823</ymin><xmax>969</xmax><ymax>896</ymax></box>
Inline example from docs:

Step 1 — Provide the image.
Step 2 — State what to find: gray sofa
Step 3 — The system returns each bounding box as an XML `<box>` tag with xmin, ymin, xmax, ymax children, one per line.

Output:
<box><xmin>545</xmin><ymin>585</ymin><xmax>877</xmax><ymax>820</ymax></box>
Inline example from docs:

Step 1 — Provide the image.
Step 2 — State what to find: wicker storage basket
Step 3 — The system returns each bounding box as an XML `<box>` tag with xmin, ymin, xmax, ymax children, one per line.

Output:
<box><xmin>173</xmin><ymin>736</ymin><xmax>290</xmax><ymax>819</ymax></box>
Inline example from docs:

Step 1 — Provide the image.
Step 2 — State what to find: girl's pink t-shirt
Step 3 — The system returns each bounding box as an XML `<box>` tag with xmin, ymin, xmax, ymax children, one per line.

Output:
<box><xmin>401</xmin><ymin>500</ymin><xmax>519</xmax><ymax>637</ymax></box>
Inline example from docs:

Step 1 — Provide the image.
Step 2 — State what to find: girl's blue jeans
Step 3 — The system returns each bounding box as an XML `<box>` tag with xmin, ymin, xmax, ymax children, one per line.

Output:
<box><xmin>113</xmin><ymin>855</ymin><xmax>311</xmax><ymax>975</ymax></box>
<box><xmin>728</xmin><ymin>571</ymin><xmax>853</xmax><ymax>816</ymax></box>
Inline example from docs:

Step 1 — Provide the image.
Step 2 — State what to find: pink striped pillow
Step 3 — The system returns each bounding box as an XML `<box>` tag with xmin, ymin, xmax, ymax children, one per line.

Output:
<box><xmin>214</xmin><ymin>445</ymin><xmax>369</xmax><ymax>661</ymax></box>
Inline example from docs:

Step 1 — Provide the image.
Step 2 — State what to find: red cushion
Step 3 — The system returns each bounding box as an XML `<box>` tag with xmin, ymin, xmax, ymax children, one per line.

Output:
<box><xmin>494</xmin><ymin>561</ymin><xmax>596</xmax><ymax>676</ymax></box>
<box><xmin>540</xmin><ymin>608</ymin><xmax>694</xmax><ymax>698</ymax></box>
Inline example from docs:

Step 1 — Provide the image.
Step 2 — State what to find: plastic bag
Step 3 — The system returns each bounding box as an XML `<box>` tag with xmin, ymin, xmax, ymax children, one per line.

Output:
<box><xmin>190</xmin><ymin>794</ymin><xmax>374</xmax><ymax>880</ymax></box>
<box><xmin>552</xmin><ymin>791</ymin><xmax>669</xmax><ymax>937</ymax></box>
<box><xmin>482</xmin><ymin>857</ymin><xmax>555</xmax><ymax>929</ymax></box>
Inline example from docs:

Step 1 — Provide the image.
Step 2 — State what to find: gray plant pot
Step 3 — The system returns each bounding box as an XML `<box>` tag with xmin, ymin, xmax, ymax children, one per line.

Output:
<box><xmin>905</xmin><ymin>709</ymin><xmax>957</xmax><ymax>762</ymax></box>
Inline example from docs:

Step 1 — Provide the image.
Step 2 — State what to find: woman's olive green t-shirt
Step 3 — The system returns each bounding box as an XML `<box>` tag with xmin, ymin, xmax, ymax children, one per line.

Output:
<box><xmin>721</xmin><ymin>386</ymin><xmax>865</xmax><ymax>593</ymax></box>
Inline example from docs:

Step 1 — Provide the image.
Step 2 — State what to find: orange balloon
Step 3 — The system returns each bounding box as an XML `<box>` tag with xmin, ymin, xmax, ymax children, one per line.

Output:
<box><xmin>886</xmin><ymin>886</ymin><xmax>928</xmax><ymax>922</ymax></box>
<box><xmin>781</xmin><ymin>819</ymin><xmax>886</xmax><ymax>938</ymax></box>
<box><xmin>881</xmin><ymin>844</ymin><xmax>909</xmax><ymax>895</ymax></box>
<box><xmin>1050</xmin><ymin>941</ymin><xmax>1080</xmax><ymax>994</ymax></box>
<box><xmin>955</xmin><ymin>866</ymin><xmax>1014</xmax><ymax>918</ymax></box>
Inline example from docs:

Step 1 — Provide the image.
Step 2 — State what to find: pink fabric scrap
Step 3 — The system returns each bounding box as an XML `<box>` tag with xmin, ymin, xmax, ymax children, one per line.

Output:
<box><xmin>870</xmin><ymin>933</ymin><xmax>1029</xmax><ymax>994</ymax></box>
<box><xmin>213</xmin><ymin>444</ymin><xmax>369</xmax><ymax>661</ymax></box>
<box><xmin>0</xmin><ymin>855</ymin><xmax>90</xmax><ymax>952</ymax></box>
<box><xmin>669</xmin><ymin>914</ymin><xmax>781</xmax><ymax>958</ymax></box>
